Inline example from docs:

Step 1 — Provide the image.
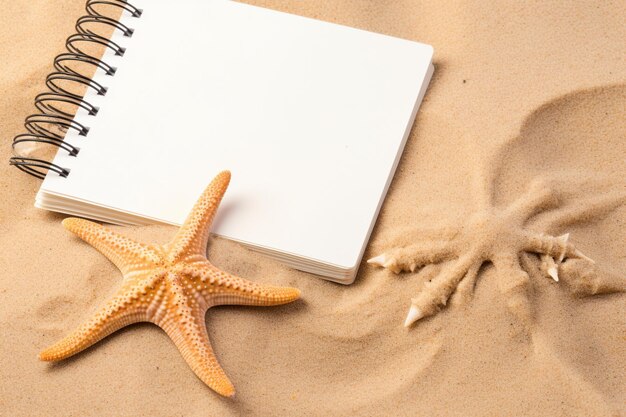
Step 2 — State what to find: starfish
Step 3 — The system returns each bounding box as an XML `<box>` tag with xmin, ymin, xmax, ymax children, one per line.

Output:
<box><xmin>39</xmin><ymin>171</ymin><xmax>301</xmax><ymax>397</ymax></box>
<box><xmin>368</xmin><ymin>177</ymin><xmax>625</xmax><ymax>327</ymax></box>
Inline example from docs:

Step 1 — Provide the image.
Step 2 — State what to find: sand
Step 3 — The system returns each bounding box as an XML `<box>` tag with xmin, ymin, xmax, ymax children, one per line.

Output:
<box><xmin>1</xmin><ymin>1</ymin><xmax>625</xmax><ymax>416</ymax></box>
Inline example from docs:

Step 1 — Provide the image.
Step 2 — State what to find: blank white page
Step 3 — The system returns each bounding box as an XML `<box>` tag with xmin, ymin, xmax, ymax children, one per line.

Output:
<box><xmin>40</xmin><ymin>0</ymin><xmax>433</xmax><ymax>272</ymax></box>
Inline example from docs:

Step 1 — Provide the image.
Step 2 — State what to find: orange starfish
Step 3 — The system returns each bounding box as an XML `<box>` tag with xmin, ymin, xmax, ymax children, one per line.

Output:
<box><xmin>39</xmin><ymin>171</ymin><xmax>301</xmax><ymax>397</ymax></box>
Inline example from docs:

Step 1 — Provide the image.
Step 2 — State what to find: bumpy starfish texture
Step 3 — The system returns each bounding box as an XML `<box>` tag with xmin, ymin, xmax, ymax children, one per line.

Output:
<box><xmin>39</xmin><ymin>171</ymin><xmax>301</xmax><ymax>397</ymax></box>
<box><xmin>369</xmin><ymin>178</ymin><xmax>625</xmax><ymax>327</ymax></box>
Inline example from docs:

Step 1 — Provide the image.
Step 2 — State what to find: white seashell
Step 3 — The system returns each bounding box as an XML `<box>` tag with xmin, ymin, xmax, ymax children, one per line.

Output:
<box><xmin>547</xmin><ymin>265</ymin><xmax>559</xmax><ymax>282</ymax></box>
<box><xmin>367</xmin><ymin>254</ymin><xmax>386</xmax><ymax>267</ymax></box>
<box><xmin>404</xmin><ymin>305</ymin><xmax>423</xmax><ymax>327</ymax></box>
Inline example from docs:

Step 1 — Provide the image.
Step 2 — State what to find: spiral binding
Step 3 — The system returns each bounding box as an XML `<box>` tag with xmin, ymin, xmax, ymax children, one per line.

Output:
<box><xmin>9</xmin><ymin>0</ymin><xmax>141</xmax><ymax>179</ymax></box>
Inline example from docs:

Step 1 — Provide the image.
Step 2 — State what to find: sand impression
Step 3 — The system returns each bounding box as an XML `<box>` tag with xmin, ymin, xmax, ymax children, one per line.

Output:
<box><xmin>370</xmin><ymin>84</ymin><xmax>626</xmax><ymax>330</ymax></box>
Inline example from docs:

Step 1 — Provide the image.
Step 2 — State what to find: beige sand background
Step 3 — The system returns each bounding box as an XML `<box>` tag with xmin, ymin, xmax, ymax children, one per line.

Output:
<box><xmin>1</xmin><ymin>1</ymin><xmax>625</xmax><ymax>416</ymax></box>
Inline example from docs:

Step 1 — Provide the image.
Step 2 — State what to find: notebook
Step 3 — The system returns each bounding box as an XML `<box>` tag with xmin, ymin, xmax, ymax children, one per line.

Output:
<box><xmin>11</xmin><ymin>0</ymin><xmax>434</xmax><ymax>284</ymax></box>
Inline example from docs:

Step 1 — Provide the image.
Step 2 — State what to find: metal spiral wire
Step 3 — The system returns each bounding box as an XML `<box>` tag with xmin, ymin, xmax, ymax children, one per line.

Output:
<box><xmin>9</xmin><ymin>0</ymin><xmax>141</xmax><ymax>179</ymax></box>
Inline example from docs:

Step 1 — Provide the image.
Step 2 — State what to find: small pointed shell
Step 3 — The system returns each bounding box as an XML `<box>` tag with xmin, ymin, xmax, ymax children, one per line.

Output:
<box><xmin>404</xmin><ymin>305</ymin><xmax>423</xmax><ymax>327</ymax></box>
<box><xmin>367</xmin><ymin>254</ymin><xmax>386</xmax><ymax>267</ymax></box>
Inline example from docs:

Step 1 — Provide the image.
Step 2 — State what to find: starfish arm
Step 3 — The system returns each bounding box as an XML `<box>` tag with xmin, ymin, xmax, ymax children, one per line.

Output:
<box><xmin>167</xmin><ymin>171</ymin><xmax>231</xmax><ymax>263</ymax></box>
<box><xmin>63</xmin><ymin>218</ymin><xmax>161</xmax><ymax>275</ymax></box>
<box><xmin>158</xmin><ymin>307</ymin><xmax>235</xmax><ymax>397</ymax></box>
<box><xmin>39</xmin><ymin>283</ymin><xmax>148</xmax><ymax>361</ymax></box>
<box><xmin>214</xmin><ymin>283</ymin><xmax>302</xmax><ymax>307</ymax></box>
<box><xmin>201</xmin><ymin>265</ymin><xmax>301</xmax><ymax>307</ymax></box>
